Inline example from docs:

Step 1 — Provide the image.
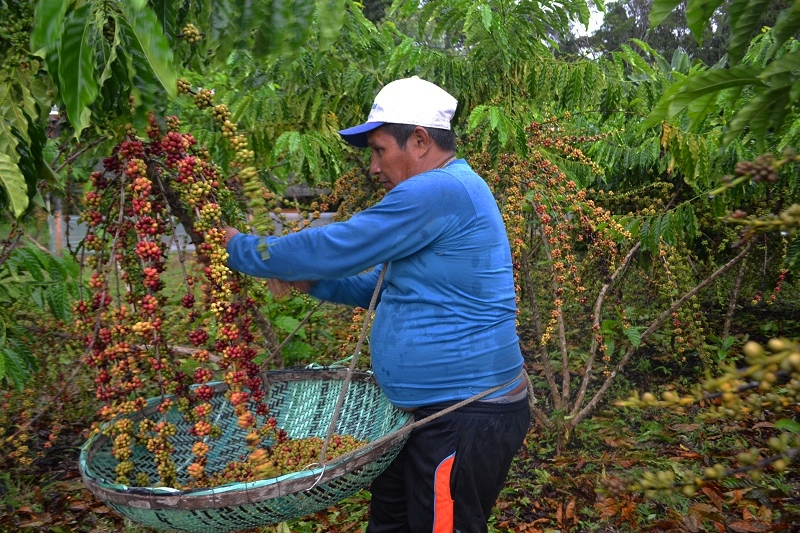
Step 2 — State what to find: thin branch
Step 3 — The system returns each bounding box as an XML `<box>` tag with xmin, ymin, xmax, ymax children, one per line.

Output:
<box><xmin>570</xmin><ymin>242</ymin><xmax>641</xmax><ymax>417</ymax></box>
<box><xmin>260</xmin><ymin>300</ymin><xmax>324</xmax><ymax>372</ymax></box>
<box><xmin>53</xmin><ymin>136</ymin><xmax>109</xmax><ymax>173</ymax></box>
<box><xmin>723</xmin><ymin>250</ymin><xmax>749</xmax><ymax>339</ymax></box>
<box><xmin>521</xmin><ymin>249</ymin><xmax>560</xmax><ymax>409</ymax></box>
<box><xmin>0</xmin><ymin>224</ymin><xmax>23</xmax><ymax>270</ymax></box>
<box><xmin>570</xmin><ymin>240</ymin><xmax>755</xmax><ymax>428</ymax></box>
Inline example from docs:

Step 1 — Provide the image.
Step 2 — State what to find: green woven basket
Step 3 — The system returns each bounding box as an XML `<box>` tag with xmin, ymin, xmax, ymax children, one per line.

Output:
<box><xmin>79</xmin><ymin>369</ymin><xmax>411</xmax><ymax>533</ymax></box>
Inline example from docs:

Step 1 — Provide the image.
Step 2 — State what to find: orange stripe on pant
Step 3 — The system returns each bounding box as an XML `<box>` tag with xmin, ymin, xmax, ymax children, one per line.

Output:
<box><xmin>433</xmin><ymin>452</ymin><xmax>455</xmax><ymax>533</ymax></box>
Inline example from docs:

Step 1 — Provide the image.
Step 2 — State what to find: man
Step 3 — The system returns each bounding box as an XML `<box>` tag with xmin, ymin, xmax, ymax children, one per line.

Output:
<box><xmin>224</xmin><ymin>76</ymin><xmax>530</xmax><ymax>532</ymax></box>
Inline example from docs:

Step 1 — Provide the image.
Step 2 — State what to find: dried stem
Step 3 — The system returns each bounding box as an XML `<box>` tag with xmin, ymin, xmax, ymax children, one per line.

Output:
<box><xmin>570</xmin><ymin>240</ymin><xmax>755</xmax><ymax>428</ymax></box>
<box><xmin>0</xmin><ymin>222</ymin><xmax>23</xmax><ymax>270</ymax></box>
<box><xmin>570</xmin><ymin>242</ymin><xmax>641</xmax><ymax>417</ymax></box>
<box><xmin>723</xmin><ymin>250</ymin><xmax>749</xmax><ymax>339</ymax></box>
<box><xmin>53</xmin><ymin>136</ymin><xmax>108</xmax><ymax>174</ymax></box>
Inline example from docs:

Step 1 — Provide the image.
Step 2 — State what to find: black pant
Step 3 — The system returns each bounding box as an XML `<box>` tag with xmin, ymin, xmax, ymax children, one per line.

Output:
<box><xmin>366</xmin><ymin>397</ymin><xmax>531</xmax><ymax>533</ymax></box>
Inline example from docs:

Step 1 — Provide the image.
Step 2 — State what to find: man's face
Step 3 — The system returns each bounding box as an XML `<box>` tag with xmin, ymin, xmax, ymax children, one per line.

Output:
<box><xmin>367</xmin><ymin>127</ymin><xmax>415</xmax><ymax>190</ymax></box>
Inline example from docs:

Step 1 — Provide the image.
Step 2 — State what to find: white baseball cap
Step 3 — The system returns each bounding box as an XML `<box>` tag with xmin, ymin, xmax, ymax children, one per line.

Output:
<box><xmin>339</xmin><ymin>76</ymin><xmax>458</xmax><ymax>147</ymax></box>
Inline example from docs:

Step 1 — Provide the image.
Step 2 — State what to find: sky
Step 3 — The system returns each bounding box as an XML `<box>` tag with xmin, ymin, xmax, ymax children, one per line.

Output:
<box><xmin>573</xmin><ymin>5</ymin><xmax>606</xmax><ymax>37</ymax></box>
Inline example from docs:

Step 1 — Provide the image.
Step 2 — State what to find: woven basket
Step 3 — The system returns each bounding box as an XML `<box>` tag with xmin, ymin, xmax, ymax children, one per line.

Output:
<box><xmin>79</xmin><ymin>369</ymin><xmax>411</xmax><ymax>532</ymax></box>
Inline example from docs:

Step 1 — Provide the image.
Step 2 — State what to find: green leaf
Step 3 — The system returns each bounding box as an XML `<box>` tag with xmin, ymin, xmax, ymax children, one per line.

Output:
<box><xmin>274</xmin><ymin>315</ymin><xmax>304</xmax><ymax>337</ymax></box>
<box><xmin>759</xmin><ymin>50</ymin><xmax>800</xmax><ymax>79</ymax></box>
<box><xmin>724</xmin><ymin>87</ymin><xmax>789</xmax><ymax>147</ymax></box>
<box><xmin>117</xmin><ymin>20</ymin><xmax>162</xmax><ymax>125</ymax></box>
<box><xmin>728</xmin><ymin>0</ymin><xmax>772</xmax><ymax>65</ymax></box>
<box><xmin>480</xmin><ymin>4</ymin><xmax>493</xmax><ymax>31</ymax></box>
<box><xmin>260</xmin><ymin>0</ymin><xmax>316</xmax><ymax>59</ymax></box>
<box><xmin>468</xmin><ymin>105</ymin><xmax>491</xmax><ymax>131</ymax></box>
<box><xmin>97</xmin><ymin>14</ymin><xmax>121</xmax><ymax>90</ymax></box>
<box><xmin>685</xmin><ymin>0</ymin><xmax>726</xmax><ymax>43</ymax></box>
<box><xmin>317</xmin><ymin>0</ymin><xmax>347</xmax><ymax>51</ymax></box>
<box><xmin>666</xmin><ymin>67</ymin><xmax>762</xmax><ymax>119</ymax></box>
<box><xmin>785</xmin><ymin>235</ymin><xmax>800</xmax><ymax>271</ymax></box>
<box><xmin>57</xmin><ymin>4</ymin><xmax>99</xmax><ymax>139</ymax></box>
<box><xmin>624</xmin><ymin>327</ymin><xmax>642</xmax><ymax>347</ymax></box>
<box><xmin>775</xmin><ymin>418</ymin><xmax>800</xmax><ymax>433</ymax></box>
<box><xmin>30</xmin><ymin>0</ymin><xmax>68</xmax><ymax>57</ymax></box>
<box><xmin>770</xmin><ymin>1</ymin><xmax>800</xmax><ymax>56</ymax></box>
<box><xmin>119</xmin><ymin>3</ymin><xmax>177</xmax><ymax>98</ymax></box>
<box><xmin>0</xmin><ymin>93</ymin><xmax>21</xmax><ymax>162</ymax></box>
<box><xmin>0</xmin><ymin>152</ymin><xmax>30</xmax><ymax>218</ymax></box>
<box><xmin>679</xmin><ymin>204</ymin><xmax>698</xmax><ymax>242</ymax></box>
<box><xmin>151</xmin><ymin>0</ymin><xmax>178</xmax><ymax>39</ymax></box>
<box><xmin>601</xmin><ymin>319</ymin><xmax>621</xmax><ymax>335</ymax></box>
<box><xmin>604</xmin><ymin>338</ymin><xmax>615</xmax><ymax>358</ymax></box>
<box><xmin>649</xmin><ymin>0</ymin><xmax>683</xmax><ymax>30</ymax></box>
<box><xmin>2</xmin><ymin>348</ymin><xmax>30</xmax><ymax>392</ymax></box>
<box><xmin>0</xmin><ymin>73</ymin><xmax>36</xmax><ymax>147</ymax></box>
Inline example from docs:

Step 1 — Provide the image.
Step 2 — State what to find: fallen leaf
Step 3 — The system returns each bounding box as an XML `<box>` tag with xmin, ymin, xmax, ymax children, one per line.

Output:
<box><xmin>16</xmin><ymin>520</ymin><xmax>45</xmax><ymax>528</ymax></box>
<box><xmin>756</xmin><ymin>505</ymin><xmax>772</xmax><ymax>522</ymax></box>
<box><xmin>689</xmin><ymin>502</ymin><xmax>720</xmax><ymax>516</ymax></box>
<box><xmin>702</xmin><ymin>485</ymin><xmax>724</xmax><ymax>511</ymax></box>
<box><xmin>728</xmin><ymin>521</ymin><xmax>770</xmax><ymax>532</ymax></box>
<box><xmin>69</xmin><ymin>502</ymin><xmax>91</xmax><ymax>512</ymax></box>
<box><xmin>671</xmin><ymin>423</ymin><xmax>701</xmax><ymax>432</ymax></box>
<box><xmin>680</xmin><ymin>513</ymin><xmax>703</xmax><ymax>533</ymax></box>
<box><xmin>647</xmin><ymin>519</ymin><xmax>680</xmax><ymax>530</ymax></box>
<box><xmin>565</xmin><ymin>498</ymin><xmax>576</xmax><ymax>521</ymax></box>
<box><xmin>603</xmin><ymin>436</ymin><xmax>634</xmax><ymax>449</ymax></box>
<box><xmin>728</xmin><ymin>488</ymin><xmax>744</xmax><ymax>504</ymax></box>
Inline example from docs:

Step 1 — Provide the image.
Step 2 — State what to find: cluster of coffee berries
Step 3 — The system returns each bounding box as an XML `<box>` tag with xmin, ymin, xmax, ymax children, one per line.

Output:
<box><xmin>734</xmin><ymin>154</ymin><xmax>778</xmax><ymax>184</ymax></box>
<box><xmin>75</xmin><ymin>112</ymin><xmax>279</xmax><ymax>488</ymax></box>
<box><xmin>212</xmin><ymin>104</ymin><xmax>231</xmax><ymax>124</ymax></box>
<box><xmin>2</xmin><ymin>1</ymin><xmax>33</xmax><ymax>69</ymax></box>
<box><xmin>194</xmin><ymin>88</ymin><xmax>214</xmax><ymax>110</ymax></box>
<box><xmin>524</xmin><ymin>118</ymin><xmax>610</xmax><ymax>176</ymax></box>
<box><xmin>187</xmin><ymin>434</ymin><xmax>366</xmax><ymax>488</ymax></box>
<box><xmin>182</xmin><ymin>23</ymin><xmax>201</xmax><ymax>45</ymax></box>
<box><xmin>615</xmin><ymin>338</ymin><xmax>800</xmax><ymax>493</ymax></box>
<box><xmin>177</xmin><ymin>78</ymin><xmax>192</xmax><ymax>94</ymax></box>
<box><xmin>727</xmin><ymin>203</ymin><xmax>800</xmax><ymax>238</ymax></box>
<box><xmin>473</xmin><ymin>145</ymin><xmax>630</xmax><ymax>353</ymax></box>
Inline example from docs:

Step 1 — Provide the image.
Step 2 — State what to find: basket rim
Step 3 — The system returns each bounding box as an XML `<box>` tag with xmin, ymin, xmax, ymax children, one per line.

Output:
<box><xmin>79</xmin><ymin>368</ymin><xmax>412</xmax><ymax>511</ymax></box>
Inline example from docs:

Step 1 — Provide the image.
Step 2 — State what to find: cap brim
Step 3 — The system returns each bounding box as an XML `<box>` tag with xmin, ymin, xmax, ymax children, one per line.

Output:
<box><xmin>338</xmin><ymin>122</ymin><xmax>384</xmax><ymax>148</ymax></box>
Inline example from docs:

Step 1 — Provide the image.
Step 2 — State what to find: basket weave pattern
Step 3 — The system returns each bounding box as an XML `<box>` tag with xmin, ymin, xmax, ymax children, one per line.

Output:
<box><xmin>80</xmin><ymin>370</ymin><xmax>411</xmax><ymax>532</ymax></box>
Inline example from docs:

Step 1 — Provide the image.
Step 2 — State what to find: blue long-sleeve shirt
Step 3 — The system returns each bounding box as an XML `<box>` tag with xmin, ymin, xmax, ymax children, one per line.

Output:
<box><xmin>226</xmin><ymin>160</ymin><xmax>523</xmax><ymax>408</ymax></box>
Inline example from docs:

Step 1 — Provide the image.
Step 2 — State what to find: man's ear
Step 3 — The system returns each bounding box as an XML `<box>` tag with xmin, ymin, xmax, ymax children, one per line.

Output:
<box><xmin>411</xmin><ymin>126</ymin><xmax>432</xmax><ymax>155</ymax></box>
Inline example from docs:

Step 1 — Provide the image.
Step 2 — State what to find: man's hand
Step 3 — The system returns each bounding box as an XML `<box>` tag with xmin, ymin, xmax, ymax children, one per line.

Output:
<box><xmin>196</xmin><ymin>226</ymin><xmax>238</xmax><ymax>266</ymax></box>
<box><xmin>268</xmin><ymin>278</ymin><xmax>315</xmax><ymax>298</ymax></box>
<box><xmin>223</xmin><ymin>226</ymin><xmax>239</xmax><ymax>247</ymax></box>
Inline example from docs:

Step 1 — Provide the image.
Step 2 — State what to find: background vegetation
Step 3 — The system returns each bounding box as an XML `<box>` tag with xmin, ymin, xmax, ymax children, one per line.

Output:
<box><xmin>1</xmin><ymin>0</ymin><xmax>799</xmax><ymax>531</ymax></box>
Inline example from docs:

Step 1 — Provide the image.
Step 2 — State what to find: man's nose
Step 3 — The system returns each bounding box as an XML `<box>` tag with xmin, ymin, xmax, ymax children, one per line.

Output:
<box><xmin>370</xmin><ymin>156</ymin><xmax>380</xmax><ymax>175</ymax></box>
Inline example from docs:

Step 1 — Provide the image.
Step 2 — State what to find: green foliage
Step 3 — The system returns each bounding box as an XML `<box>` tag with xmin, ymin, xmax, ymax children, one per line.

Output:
<box><xmin>30</xmin><ymin>0</ymin><xmax>178</xmax><ymax>138</ymax></box>
<box><xmin>0</xmin><ymin>245</ymin><xmax>79</xmax><ymax>390</ymax></box>
<box><xmin>648</xmin><ymin>1</ymin><xmax>800</xmax><ymax>149</ymax></box>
